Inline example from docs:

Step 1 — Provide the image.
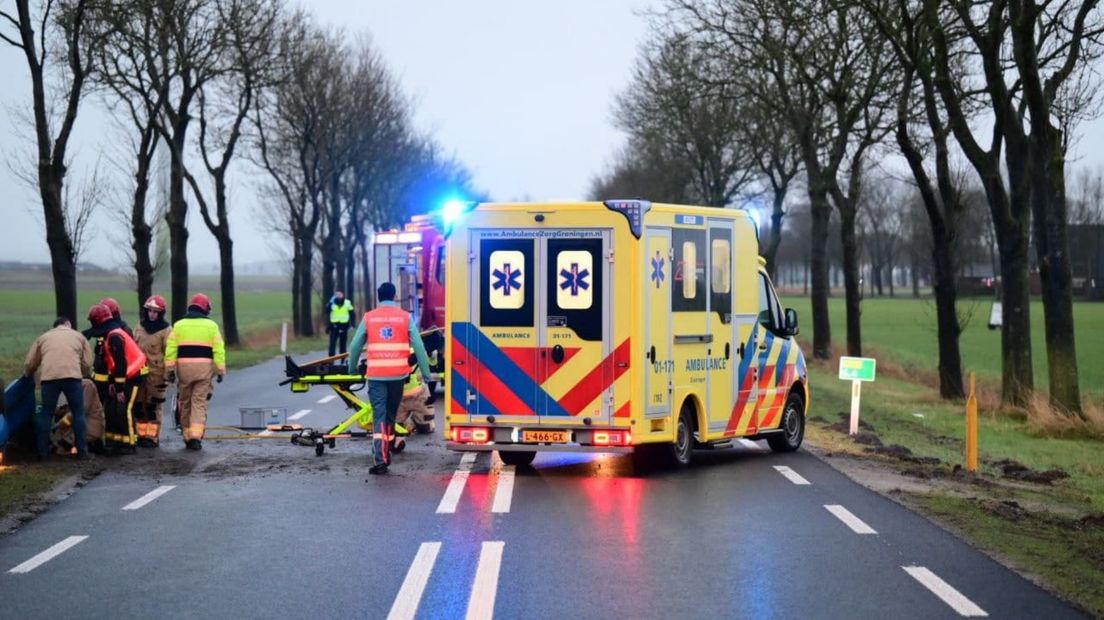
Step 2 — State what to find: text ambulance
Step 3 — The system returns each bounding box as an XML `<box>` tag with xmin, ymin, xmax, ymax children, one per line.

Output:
<box><xmin>444</xmin><ymin>200</ymin><xmax>809</xmax><ymax>467</ymax></box>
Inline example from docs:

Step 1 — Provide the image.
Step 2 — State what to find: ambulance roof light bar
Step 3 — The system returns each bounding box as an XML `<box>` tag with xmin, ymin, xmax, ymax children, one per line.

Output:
<box><xmin>375</xmin><ymin>231</ymin><xmax>422</xmax><ymax>245</ymax></box>
<box><xmin>440</xmin><ymin>198</ymin><xmax>477</xmax><ymax>236</ymax></box>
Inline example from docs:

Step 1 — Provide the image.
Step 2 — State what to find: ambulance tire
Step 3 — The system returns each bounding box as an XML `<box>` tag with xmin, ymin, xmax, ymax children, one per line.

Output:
<box><xmin>499</xmin><ymin>450</ymin><xmax>536</xmax><ymax>467</ymax></box>
<box><xmin>768</xmin><ymin>392</ymin><xmax>805</xmax><ymax>453</ymax></box>
<box><xmin>668</xmin><ymin>407</ymin><xmax>694</xmax><ymax>467</ymax></box>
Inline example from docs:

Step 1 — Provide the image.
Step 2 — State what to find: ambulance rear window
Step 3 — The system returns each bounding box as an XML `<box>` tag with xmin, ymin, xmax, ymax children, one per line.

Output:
<box><xmin>480</xmin><ymin>239</ymin><xmax>534</xmax><ymax>327</ymax></box>
<box><xmin>710</xmin><ymin>230</ymin><xmax>732</xmax><ymax>323</ymax></box>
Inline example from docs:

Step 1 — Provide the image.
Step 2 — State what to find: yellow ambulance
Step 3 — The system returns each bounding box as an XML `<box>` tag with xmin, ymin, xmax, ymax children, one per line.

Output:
<box><xmin>443</xmin><ymin>200</ymin><xmax>809</xmax><ymax>467</ymax></box>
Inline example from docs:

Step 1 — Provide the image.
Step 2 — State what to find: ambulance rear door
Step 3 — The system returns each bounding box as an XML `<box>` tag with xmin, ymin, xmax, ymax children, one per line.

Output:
<box><xmin>540</xmin><ymin>232</ymin><xmax>612</xmax><ymax>424</ymax></box>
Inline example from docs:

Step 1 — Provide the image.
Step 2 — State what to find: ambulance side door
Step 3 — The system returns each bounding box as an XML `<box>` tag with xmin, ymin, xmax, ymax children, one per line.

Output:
<box><xmin>644</xmin><ymin>228</ymin><xmax>672</xmax><ymax>417</ymax></box>
<box><xmin>706</xmin><ymin>220</ymin><xmax>734</xmax><ymax>436</ymax></box>
<box><xmin>754</xmin><ymin>270</ymin><xmax>786</xmax><ymax>429</ymax></box>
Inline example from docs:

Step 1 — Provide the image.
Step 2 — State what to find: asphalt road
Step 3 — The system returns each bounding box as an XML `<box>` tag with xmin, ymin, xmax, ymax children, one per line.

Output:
<box><xmin>0</xmin><ymin>353</ymin><xmax>1085</xmax><ymax>619</ymax></box>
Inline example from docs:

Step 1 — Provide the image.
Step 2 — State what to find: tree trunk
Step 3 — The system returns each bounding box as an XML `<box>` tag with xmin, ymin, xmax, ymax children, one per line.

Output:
<box><xmin>872</xmin><ymin>258</ymin><xmax>884</xmax><ymax>296</ymax></box>
<box><xmin>932</xmin><ymin>234</ymin><xmax>965</xmax><ymax>398</ymax></box>
<box><xmin>1030</xmin><ymin>131</ymin><xmax>1083</xmax><ymax>416</ymax></box>
<box><xmin>217</xmin><ymin>233</ymin><xmax>240</xmax><ymax>346</ymax></box>
<box><xmin>839</xmin><ymin>208</ymin><xmax>862</xmax><ymax>357</ymax></box>
<box><xmin>997</xmin><ymin>220</ymin><xmax>1034</xmax><ymax>407</ymax></box>
<box><xmin>297</xmin><ymin>231</ymin><xmax>315</xmax><ymax>337</ymax></box>
<box><xmin>42</xmin><ymin>178</ymin><xmax>79</xmax><ymax>323</ymax></box>
<box><xmin>763</xmin><ymin>189</ymin><xmax>786</xmax><ymax>280</ymax></box>
<box><xmin>809</xmin><ymin>190</ymin><xmax>832</xmax><ymax>359</ymax></box>
<box><xmin>167</xmin><ymin>127</ymin><xmax>190</xmax><ymax>321</ymax></box>
<box><xmin>360</xmin><ymin>241</ymin><xmax>372</xmax><ymax>313</ymax></box>
<box><xmin>291</xmin><ymin>238</ymin><xmax>302</xmax><ymax>336</ymax></box>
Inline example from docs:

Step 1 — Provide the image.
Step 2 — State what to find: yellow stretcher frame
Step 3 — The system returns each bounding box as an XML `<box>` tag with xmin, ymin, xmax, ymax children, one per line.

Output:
<box><xmin>280</xmin><ymin>353</ymin><xmax>410</xmax><ymax>438</ymax></box>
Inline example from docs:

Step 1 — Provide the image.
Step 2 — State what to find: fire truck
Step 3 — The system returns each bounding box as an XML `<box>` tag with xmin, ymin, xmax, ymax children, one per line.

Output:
<box><xmin>371</xmin><ymin>214</ymin><xmax>447</xmax><ymax>389</ymax></box>
<box><xmin>443</xmin><ymin>200</ymin><xmax>809</xmax><ymax>467</ymax></box>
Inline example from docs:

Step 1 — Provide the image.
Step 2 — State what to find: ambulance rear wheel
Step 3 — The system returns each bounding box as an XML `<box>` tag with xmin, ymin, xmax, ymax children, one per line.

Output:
<box><xmin>657</xmin><ymin>406</ymin><xmax>693</xmax><ymax>468</ymax></box>
<box><xmin>768</xmin><ymin>393</ymin><xmax>805</xmax><ymax>453</ymax></box>
<box><xmin>499</xmin><ymin>450</ymin><xmax>536</xmax><ymax>467</ymax></box>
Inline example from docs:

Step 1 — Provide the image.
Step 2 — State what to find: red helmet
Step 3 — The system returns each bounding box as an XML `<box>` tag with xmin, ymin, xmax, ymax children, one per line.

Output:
<box><xmin>143</xmin><ymin>295</ymin><xmax>167</xmax><ymax>313</ymax></box>
<box><xmin>87</xmin><ymin>303</ymin><xmax>113</xmax><ymax>326</ymax></box>
<box><xmin>99</xmin><ymin>297</ymin><xmax>121</xmax><ymax>318</ymax></box>
<box><xmin>189</xmin><ymin>293</ymin><xmax>212</xmax><ymax>313</ymax></box>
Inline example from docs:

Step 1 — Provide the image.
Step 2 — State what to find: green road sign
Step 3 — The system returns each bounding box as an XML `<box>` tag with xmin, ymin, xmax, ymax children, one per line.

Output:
<box><xmin>839</xmin><ymin>356</ymin><xmax>876</xmax><ymax>382</ymax></box>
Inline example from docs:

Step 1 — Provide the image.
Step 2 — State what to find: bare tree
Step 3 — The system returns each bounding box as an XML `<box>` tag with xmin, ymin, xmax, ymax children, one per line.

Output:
<box><xmin>1</xmin><ymin>0</ymin><xmax>97</xmax><ymax>321</ymax></box>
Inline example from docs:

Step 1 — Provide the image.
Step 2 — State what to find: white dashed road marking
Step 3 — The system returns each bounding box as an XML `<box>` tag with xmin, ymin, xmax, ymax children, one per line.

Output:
<box><xmin>8</xmin><ymin>536</ymin><xmax>88</xmax><ymax>574</ymax></box>
<box><xmin>386</xmin><ymin>542</ymin><xmax>441</xmax><ymax>620</ymax></box>
<box><xmin>436</xmin><ymin>452</ymin><xmax>477</xmax><ymax>514</ymax></box>
<box><xmin>772</xmin><ymin>465</ymin><xmax>810</xmax><ymax>485</ymax></box>
<box><xmin>824</xmin><ymin>504</ymin><xmax>877</xmax><ymax>534</ymax></box>
<box><xmin>491</xmin><ymin>465</ymin><xmax>515</xmax><ymax>513</ymax></box>
<box><xmin>122</xmin><ymin>485</ymin><xmax>176</xmax><ymax>511</ymax></box>
<box><xmin>466</xmin><ymin>541</ymin><xmax>505</xmax><ymax>620</ymax></box>
<box><xmin>288</xmin><ymin>409</ymin><xmax>312</xmax><ymax>421</ymax></box>
<box><xmin>317</xmin><ymin>395</ymin><xmax>336</xmax><ymax>404</ymax></box>
<box><xmin>903</xmin><ymin>566</ymin><xmax>988</xmax><ymax>617</ymax></box>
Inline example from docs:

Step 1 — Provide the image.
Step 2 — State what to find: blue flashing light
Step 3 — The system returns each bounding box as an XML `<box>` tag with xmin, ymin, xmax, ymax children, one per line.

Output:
<box><xmin>441</xmin><ymin>199</ymin><xmax>470</xmax><ymax>227</ymax></box>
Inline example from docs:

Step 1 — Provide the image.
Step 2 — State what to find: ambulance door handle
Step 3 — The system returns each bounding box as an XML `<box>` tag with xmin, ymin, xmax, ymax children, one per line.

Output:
<box><xmin>759</xmin><ymin>343</ymin><xmax>768</xmax><ymax>351</ymax></box>
<box><xmin>648</xmin><ymin>346</ymin><xmax>656</xmax><ymax>363</ymax></box>
<box><xmin>551</xmin><ymin>345</ymin><xmax>565</xmax><ymax>364</ymax></box>
<box><xmin>724</xmin><ymin>343</ymin><xmax>730</xmax><ymax>359</ymax></box>
<box><xmin>738</xmin><ymin>343</ymin><xmax>745</xmax><ymax>358</ymax></box>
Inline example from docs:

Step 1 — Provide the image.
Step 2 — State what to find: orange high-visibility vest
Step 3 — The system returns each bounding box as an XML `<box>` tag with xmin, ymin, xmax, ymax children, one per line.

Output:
<box><xmin>364</xmin><ymin>306</ymin><xmax>411</xmax><ymax>379</ymax></box>
<box><xmin>105</xmin><ymin>328</ymin><xmax>148</xmax><ymax>379</ymax></box>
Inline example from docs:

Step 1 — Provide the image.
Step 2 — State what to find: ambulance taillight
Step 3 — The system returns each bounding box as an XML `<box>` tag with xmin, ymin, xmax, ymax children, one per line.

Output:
<box><xmin>452</xmin><ymin>426</ymin><xmax>491</xmax><ymax>444</ymax></box>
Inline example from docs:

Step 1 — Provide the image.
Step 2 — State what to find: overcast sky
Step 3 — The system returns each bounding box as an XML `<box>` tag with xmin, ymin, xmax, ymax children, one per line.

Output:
<box><xmin>0</xmin><ymin>0</ymin><xmax>651</xmax><ymax>268</ymax></box>
<box><xmin>3</xmin><ymin>1</ymin><xmax>1104</xmax><ymax>270</ymax></box>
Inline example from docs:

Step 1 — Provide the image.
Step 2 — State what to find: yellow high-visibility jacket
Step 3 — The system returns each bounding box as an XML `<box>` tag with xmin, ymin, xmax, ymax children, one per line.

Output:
<box><xmin>165</xmin><ymin>316</ymin><xmax>226</xmax><ymax>373</ymax></box>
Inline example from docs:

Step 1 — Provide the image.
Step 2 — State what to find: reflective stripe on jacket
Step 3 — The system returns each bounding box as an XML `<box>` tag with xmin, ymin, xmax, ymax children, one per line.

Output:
<box><xmin>364</xmin><ymin>306</ymin><xmax>411</xmax><ymax>379</ymax></box>
<box><xmin>166</xmin><ymin>316</ymin><xmax>227</xmax><ymax>372</ymax></box>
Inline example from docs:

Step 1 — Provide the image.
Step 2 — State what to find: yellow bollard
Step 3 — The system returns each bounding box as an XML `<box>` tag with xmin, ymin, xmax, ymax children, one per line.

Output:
<box><xmin>966</xmin><ymin>371</ymin><xmax>978</xmax><ymax>472</ymax></box>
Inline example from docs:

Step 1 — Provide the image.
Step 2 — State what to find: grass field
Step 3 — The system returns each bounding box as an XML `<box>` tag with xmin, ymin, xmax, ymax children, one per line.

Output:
<box><xmin>779</xmin><ymin>295</ymin><xmax>1104</xmax><ymax>400</ymax></box>
<box><xmin>0</xmin><ymin>284</ymin><xmax>322</xmax><ymax>381</ymax></box>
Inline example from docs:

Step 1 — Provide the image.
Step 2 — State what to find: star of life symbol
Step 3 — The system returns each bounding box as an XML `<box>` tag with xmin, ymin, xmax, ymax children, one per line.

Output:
<box><xmin>379</xmin><ymin>326</ymin><xmax>394</xmax><ymax>340</ymax></box>
<box><xmin>559</xmin><ymin>262</ymin><xmax>590</xmax><ymax>296</ymax></box>
<box><xmin>651</xmin><ymin>252</ymin><xmax>665</xmax><ymax>288</ymax></box>
<box><xmin>492</xmin><ymin>263</ymin><xmax>522</xmax><ymax>296</ymax></box>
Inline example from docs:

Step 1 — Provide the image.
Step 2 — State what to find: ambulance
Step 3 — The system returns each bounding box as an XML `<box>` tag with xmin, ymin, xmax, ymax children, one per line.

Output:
<box><xmin>443</xmin><ymin>200</ymin><xmax>809</xmax><ymax>467</ymax></box>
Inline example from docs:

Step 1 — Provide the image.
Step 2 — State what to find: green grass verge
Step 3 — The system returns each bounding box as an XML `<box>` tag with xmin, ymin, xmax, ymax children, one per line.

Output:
<box><xmin>915</xmin><ymin>494</ymin><xmax>1104</xmax><ymax>617</ymax></box>
<box><xmin>0</xmin><ymin>462</ymin><xmax>77</xmax><ymax>521</ymax></box>
<box><xmin>780</xmin><ymin>295</ymin><xmax>1104</xmax><ymax>400</ymax></box>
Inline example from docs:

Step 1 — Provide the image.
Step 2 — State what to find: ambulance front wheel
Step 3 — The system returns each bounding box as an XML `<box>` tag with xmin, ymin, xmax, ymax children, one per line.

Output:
<box><xmin>768</xmin><ymin>393</ymin><xmax>805</xmax><ymax>453</ymax></box>
<box><xmin>498</xmin><ymin>450</ymin><xmax>536</xmax><ymax>467</ymax></box>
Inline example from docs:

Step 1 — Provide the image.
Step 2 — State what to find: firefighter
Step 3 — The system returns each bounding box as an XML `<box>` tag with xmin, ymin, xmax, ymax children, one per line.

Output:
<box><xmin>165</xmin><ymin>293</ymin><xmax>226</xmax><ymax>451</ymax></box>
<box><xmin>98</xmin><ymin>297</ymin><xmax>135</xmax><ymax>337</ymax></box>
<box><xmin>326</xmin><ymin>290</ymin><xmax>355</xmax><ymax>357</ymax></box>
<box><xmin>134</xmin><ymin>295</ymin><xmax>171</xmax><ymax>447</ymax></box>
<box><xmin>396</xmin><ymin>367</ymin><xmax>434</xmax><ymax>435</ymax></box>
<box><xmin>361</xmin><ymin>282</ymin><xmax>431</xmax><ymax>475</ymax></box>
<box><xmin>86</xmin><ymin>303</ymin><xmax>147</xmax><ymax>455</ymax></box>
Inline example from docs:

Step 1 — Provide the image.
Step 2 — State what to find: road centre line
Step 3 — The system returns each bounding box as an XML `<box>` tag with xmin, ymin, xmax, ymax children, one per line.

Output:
<box><xmin>317</xmin><ymin>395</ymin><xmax>336</xmax><ymax>404</ymax></box>
<box><xmin>122</xmin><ymin>485</ymin><xmax>176</xmax><ymax>511</ymax></box>
<box><xmin>772</xmin><ymin>465</ymin><xmax>810</xmax><ymax>485</ymax></box>
<box><xmin>386</xmin><ymin>542</ymin><xmax>441</xmax><ymax>620</ymax></box>
<box><xmin>436</xmin><ymin>452</ymin><xmax>477</xmax><ymax>514</ymax></box>
<box><xmin>466</xmin><ymin>541</ymin><xmax>505</xmax><ymax>620</ymax></box>
<box><xmin>8</xmin><ymin>536</ymin><xmax>88</xmax><ymax>574</ymax></box>
<box><xmin>491</xmin><ymin>465</ymin><xmax>515</xmax><ymax>513</ymax></box>
<box><xmin>288</xmin><ymin>409</ymin><xmax>312</xmax><ymax>421</ymax></box>
<box><xmin>824</xmin><ymin>504</ymin><xmax>877</xmax><ymax>534</ymax></box>
<box><xmin>903</xmin><ymin>566</ymin><xmax>988</xmax><ymax>617</ymax></box>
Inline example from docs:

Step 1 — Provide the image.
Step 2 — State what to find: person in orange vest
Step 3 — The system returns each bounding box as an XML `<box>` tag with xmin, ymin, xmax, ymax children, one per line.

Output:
<box><xmin>165</xmin><ymin>293</ymin><xmax>226</xmax><ymax>451</ymax></box>
<box><xmin>134</xmin><ymin>295</ymin><xmax>171</xmax><ymax>447</ymax></box>
<box><xmin>363</xmin><ymin>282</ymin><xmax>431</xmax><ymax>475</ymax></box>
<box><xmin>86</xmin><ymin>303</ymin><xmax>147</xmax><ymax>455</ymax></box>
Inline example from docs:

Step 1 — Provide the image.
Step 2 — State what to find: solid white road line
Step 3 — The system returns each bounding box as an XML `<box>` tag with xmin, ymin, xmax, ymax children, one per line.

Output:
<box><xmin>903</xmin><ymin>566</ymin><xmax>988</xmax><ymax>617</ymax></box>
<box><xmin>824</xmin><ymin>504</ymin><xmax>877</xmax><ymax>534</ymax></box>
<box><xmin>491</xmin><ymin>465</ymin><xmax>515</xmax><ymax>513</ymax></box>
<box><xmin>466</xmin><ymin>541</ymin><xmax>505</xmax><ymax>620</ymax></box>
<box><xmin>386</xmin><ymin>542</ymin><xmax>441</xmax><ymax>620</ymax></box>
<box><xmin>317</xmin><ymin>395</ymin><xmax>336</xmax><ymax>404</ymax></box>
<box><xmin>8</xmin><ymin>536</ymin><xmax>88</xmax><ymax>574</ymax></box>
<box><xmin>122</xmin><ymin>485</ymin><xmax>176</xmax><ymax>511</ymax></box>
<box><xmin>436</xmin><ymin>452</ymin><xmax>477</xmax><ymax>514</ymax></box>
<box><xmin>772</xmin><ymin>465</ymin><xmax>810</xmax><ymax>485</ymax></box>
<box><xmin>738</xmin><ymin>438</ymin><xmax>766</xmax><ymax>451</ymax></box>
<box><xmin>288</xmin><ymin>409</ymin><xmax>312</xmax><ymax>421</ymax></box>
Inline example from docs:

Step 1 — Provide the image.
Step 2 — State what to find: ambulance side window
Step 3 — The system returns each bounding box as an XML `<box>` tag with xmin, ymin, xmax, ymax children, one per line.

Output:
<box><xmin>480</xmin><ymin>239</ymin><xmax>534</xmax><ymax>327</ymax></box>
<box><xmin>547</xmin><ymin>238</ymin><xmax>603</xmax><ymax>341</ymax></box>
<box><xmin>757</xmin><ymin>272</ymin><xmax>783</xmax><ymax>332</ymax></box>
<box><xmin>672</xmin><ymin>228</ymin><xmax>706</xmax><ymax>312</ymax></box>
<box><xmin>710</xmin><ymin>229</ymin><xmax>732</xmax><ymax>323</ymax></box>
<box><xmin>435</xmin><ymin>245</ymin><xmax>445</xmax><ymax>285</ymax></box>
